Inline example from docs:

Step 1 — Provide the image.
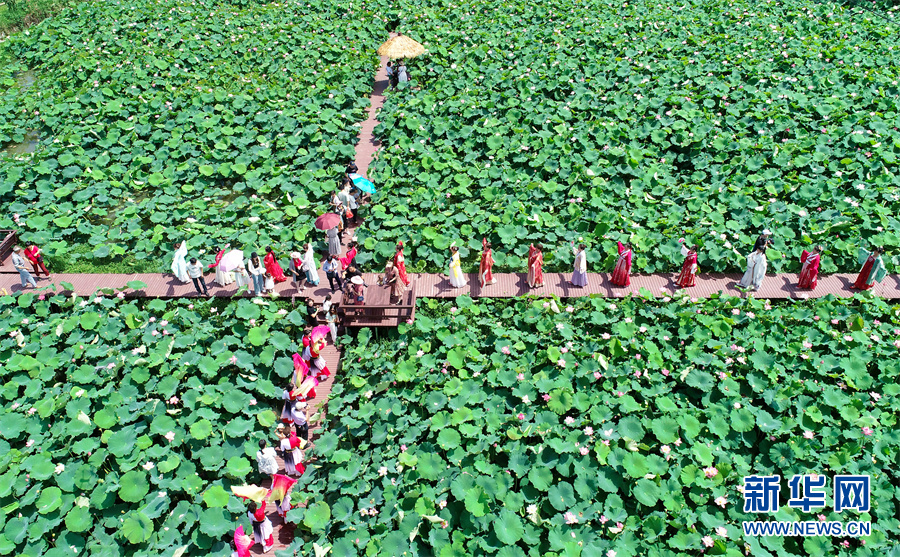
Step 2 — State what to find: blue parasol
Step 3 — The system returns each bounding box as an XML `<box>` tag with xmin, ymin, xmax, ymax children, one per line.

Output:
<box><xmin>349</xmin><ymin>173</ymin><xmax>376</xmax><ymax>194</ymax></box>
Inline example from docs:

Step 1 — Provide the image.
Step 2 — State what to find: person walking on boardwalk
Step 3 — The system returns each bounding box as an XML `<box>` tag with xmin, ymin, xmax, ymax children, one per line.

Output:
<box><xmin>326</xmin><ymin>226</ymin><xmax>341</xmax><ymax>257</ymax></box>
<box><xmin>737</xmin><ymin>246</ymin><xmax>768</xmax><ymax>291</ymax></box>
<box><xmin>209</xmin><ymin>246</ymin><xmax>234</xmax><ymax>286</ymax></box>
<box><xmin>753</xmin><ymin>229</ymin><xmax>774</xmax><ymax>252</ymax></box>
<box><xmin>479</xmin><ymin>239</ymin><xmax>496</xmax><ymax>287</ymax></box>
<box><xmin>340</xmin><ymin>240</ymin><xmax>358</xmax><ymax>270</ymax></box>
<box><xmin>393</xmin><ymin>241</ymin><xmax>411</xmax><ymax>286</ymax></box>
<box><xmin>248</xmin><ymin>252</ymin><xmax>266</xmax><ymax>295</ymax></box>
<box><xmin>246</xmin><ymin>501</ymin><xmax>274</xmax><ymax>553</ymax></box>
<box><xmin>386</xmin><ymin>60</ymin><xmax>396</xmax><ymax>89</ymax></box>
<box><xmin>288</xmin><ymin>252</ymin><xmax>305</xmax><ymax>290</ymax></box>
<box><xmin>448</xmin><ymin>244</ymin><xmax>467</xmax><ymax>288</ymax></box>
<box><xmin>187</xmin><ymin>257</ymin><xmax>209</xmax><ymax>296</ymax></box>
<box><xmin>384</xmin><ymin>260</ymin><xmax>407</xmax><ymax>304</ymax></box>
<box><xmin>798</xmin><ymin>246</ymin><xmax>823</xmax><ymax>290</ymax></box>
<box><xmin>23</xmin><ymin>244</ymin><xmax>49</xmax><ymax>278</ymax></box>
<box><xmin>234</xmin><ymin>260</ymin><xmax>251</xmax><ymax>294</ymax></box>
<box><xmin>171</xmin><ymin>240</ymin><xmax>189</xmax><ymax>283</ymax></box>
<box><xmin>263</xmin><ymin>246</ymin><xmax>287</xmax><ymax>283</ymax></box>
<box><xmin>610</xmin><ymin>241</ymin><xmax>633</xmax><ymax>287</ymax></box>
<box><xmin>323</xmin><ymin>254</ymin><xmax>343</xmax><ymax>293</ymax></box>
<box><xmin>570</xmin><ymin>242</ymin><xmax>588</xmax><ymax>287</ymax></box>
<box><xmin>527</xmin><ymin>243</ymin><xmax>544</xmax><ymax>288</ymax></box>
<box><xmin>11</xmin><ymin>246</ymin><xmax>37</xmax><ymax>289</ymax></box>
<box><xmin>852</xmin><ymin>246</ymin><xmax>887</xmax><ymax>291</ymax></box>
<box><xmin>303</xmin><ymin>242</ymin><xmax>320</xmax><ymax>287</ymax></box>
<box><xmin>675</xmin><ymin>242</ymin><xmax>698</xmax><ymax>288</ymax></box>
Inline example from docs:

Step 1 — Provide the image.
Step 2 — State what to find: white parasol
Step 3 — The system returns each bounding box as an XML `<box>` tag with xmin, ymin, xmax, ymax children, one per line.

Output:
<box><xmin>219</xmin><ymin>249</ymin><xmax>245</xmax><ymax>272</ymax></box>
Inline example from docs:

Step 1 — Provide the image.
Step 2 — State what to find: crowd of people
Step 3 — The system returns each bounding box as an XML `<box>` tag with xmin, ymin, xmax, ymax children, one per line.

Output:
<box><xmin>439</xmin><ymin>230</ymin><xmax>888</xmax><ymax>294</ymax></box>
<box><xmin>232</xmin><ymin>329</ymin><xmax>333</xmax><ymax>555</ymax></box>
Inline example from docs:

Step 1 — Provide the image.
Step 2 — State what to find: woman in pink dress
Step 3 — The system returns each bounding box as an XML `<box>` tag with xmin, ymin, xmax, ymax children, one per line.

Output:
<box><xmin>797</xmin><ymin>246</ymin><xmax>822</xmax><ymax>290</ymax></box>
<box><xmin>527</xmin><ymin>244</ymin><xmax>544</xmax><ymax>288</ymax></box>
<box><xmin>393</xmin><ymin>241</ymin><xmax>411</xmax><ymax>286</ymax></box>
<box><xmin>610</xmin><ymin>241</ymin><xmax>633</xmax><ymax>287</ymax></box>
<box><xmin>263</xmin><ymin>246</ymin><xmax>288</xmax><ymax>283</ymax></box>
<box><xmin>675</xmin><ymin>243</ymin><xmax>698</xmax><ymax>288</ymax></box>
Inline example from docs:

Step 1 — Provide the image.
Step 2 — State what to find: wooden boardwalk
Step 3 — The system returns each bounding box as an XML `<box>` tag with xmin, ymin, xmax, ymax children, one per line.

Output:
<box><xmin>3</xmin><ymin>270</ymin><xmax>895</xmax><ymax>300</ymax></box>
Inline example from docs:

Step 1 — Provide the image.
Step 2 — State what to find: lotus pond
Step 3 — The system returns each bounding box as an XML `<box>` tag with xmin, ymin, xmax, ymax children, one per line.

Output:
<box><xmin>0</xmin><ymin>292</ymin><xmax>315</xmax><ymax>557</ymax></box>
<box><xmin>0</xmin><ymin>0</ymin><xmax>380</xmax><ymax>271</ymax></box>
<box><xmin>363</xmin><ymin>0</ymin><xmax>900</xmax><ymax>275</ymax></box>
<box><xmin>305</xmin><ymin>295</ymin><xmax>900</xmax><ymax>557</ymax></box>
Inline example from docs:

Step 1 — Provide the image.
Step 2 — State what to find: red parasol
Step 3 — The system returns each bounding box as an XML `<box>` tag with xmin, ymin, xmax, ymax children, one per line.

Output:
<box><xmin>314</xmin><ymin>213</ymin><xmax>342</xmax><ymax>230</ymax></box>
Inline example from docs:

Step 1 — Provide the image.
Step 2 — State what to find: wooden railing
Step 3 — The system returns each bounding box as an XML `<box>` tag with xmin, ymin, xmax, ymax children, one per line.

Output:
<box><xmin>340</xmin><ymin>280</ymin><xmax>416</xmax><ymax>327</ymax></box>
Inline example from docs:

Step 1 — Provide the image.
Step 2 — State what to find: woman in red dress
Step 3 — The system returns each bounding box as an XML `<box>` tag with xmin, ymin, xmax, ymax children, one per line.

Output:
<box><xmin>675</xmin><ymin>244</ymin><xmax>698</xmax><ymax>288</ymax></box>
<box><xmin>527</xmin><ymin>243</ymin><xmax>544</xmax><ymax>288</ymax></box>
<box><xmin>797</xmin><ymin>246</ymin><xmax>822</xmax><ymax>290</ymax></box>
<box><xmin>23</xmin><ymin>245</ymin><xmax>49</xmax><ymax>277</ymax></box>
<box><xmin>610</xmin><ymin>241</ymin><xmax>633</xmax><ymax>287</ymax></box>
<box><xmin>479</xmin><ymin>238</ymin><xmax>496</xmax><ymax>287</ymax></box>
<box><xmin>852</xmin><ymin>246</ymin><xmax>886</xmax><ymax>291</ymax></box>
<box><xmin>393</xmin><ymin>241</ymin><xmax>411</xmax><ymax>286</ymax></box>
<box><xmin>263</xmin><ymin>246</ymin><xmax>288</xmax><ymax>283</ymax></box>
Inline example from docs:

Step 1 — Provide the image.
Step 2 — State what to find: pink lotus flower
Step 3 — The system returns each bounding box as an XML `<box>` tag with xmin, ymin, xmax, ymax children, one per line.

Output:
<box><xmin>817</xmin><ymin>514</ymin><xmax>826</xmax><ymax>522</ymax></box>
<box><xmin>542</xmin><ymin>394</ymin><xmax>550</xmax><ymax>402</ymax></box>
<box><xmin>168</xmin><ymin>396</ymin><xmax>179</xmax><ymax>404</ymax></box>
<box><xmin>564</xmin><ymin>511</ymin><xmax>578</xmax><ymax>524</ymax></box>
<box><xmin>862</xmin><ymin>427</ymin><xmax>873</xmax><ymax>436</ymax></box>
<box><xmin>870</xmin><ymin>392</ymin><xmax>881</xmax><ymax>401</ymax></box>
<box><xmin>26</xmin><ymin>439</ymin><xmax>34</xmax><ymax>448</ymax></box>
<box><xmin>142</xmin><ymin>462</ymin><xmax>155</xmax><ymax>471</ymax></box>
<box><xmin>661</xmin><ymin>445</ymin><xmax>671</xmax><ymax>455</ymax></box>
<box><xmin>584</xmin><ymin>427</ymin><xmax>594</xmax><ymax>436</ymax></box>
<box><xmin>803</xmin><ymin>431</ymin><xmax>814</xmax><ymax>439</ymax></box>
<box><xmin>501</xmin><ymin>346</ymin><xmax>511</xmax><ymax>355</ymax></box>
<box><xmin>714</xmin><ymin>496</ymin><xmax>727</xmax><ymax>508</ymax></box>
<box><xmin>565</xmin><ymin>417</ymin><xmax>575</xmax><ymax>425</ymax></box>
<box><xmin>702</xmin><ymin>536</ymin><xmax>714</xmax><ymax>548</ymax></box>
<box><xmin>715</xmin><ymin>526</ymin><xmax>727</xmax><ymax>537</ymax></box>
<box><xmin>164</xmin><ymin>431</ymin><xmax>175</xmax><ymax>442</ymax></box>
<box><xmin>600</xmin><ymin>515</ymin><xmax>608</xmax><ymax>524</ymax></box>
<box><xmin>517</xmin><ymin>413</ymin><xmax>525</xmax><ymax>420</ymax></box>
<box><xmin>557</xmin><ymin>359</ymin><xmax>566</xmax><ymax>367</ymax></box>
<box><xmin>704</xmin><ymin>466</ymin><xmax>718</xmax><ymax>479</ymax></box>
<box><xmin>27</xmin><ymin>408</ymin><xmax>36</xmax><ymax>415</ymax></box>
<box><xmin>579</xmin><ymin>447</ymin><xmax>589</xmax><ymax>456</ymax></box>
<box><xmin>593</xmin><ymin>371</ymin><xmax>602</xmax><ymax>380</ymax></box>
<box><xmin>400</xmin><ymin>445</ymin><xmax>407</xmax><ymax>451</ymax></box>
<box><xmin>517</xmin><ymin>373</ymin><xmax>524</xmax><ymax>381</ymax></box>
<box><xmin>117</xmin><ymin>292</ymin><xmax>125</xmax><ymax>299</ymax></box>
<box><xmin>406</xmin><ymin>318</ymin><xmax>414</xmax><ymax>324</ymax></box>
<box><xmin>249</xmin><ymin>399</ymin><xmax>257</xmax><ymax>406</ymax></box>
<box><xmin>230</xmin><ymin>355</ymin><xmax>238</xmax><ymax>365</ymax></box>
<box><xmin>661</xmin><ymin>369</ymin><xmax>670</xmax><ymax>376</ymax></box>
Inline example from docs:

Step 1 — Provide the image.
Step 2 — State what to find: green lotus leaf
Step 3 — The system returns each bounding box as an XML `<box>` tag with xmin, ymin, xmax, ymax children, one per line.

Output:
<box><xmin>118</xmin><ymin>471</ymin><xmax>149</xmax><ymax>502</ymax></box>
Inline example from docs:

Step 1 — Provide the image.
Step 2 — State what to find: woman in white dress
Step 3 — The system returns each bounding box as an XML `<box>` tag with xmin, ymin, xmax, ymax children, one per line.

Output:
<box><xmin>234</xmin><ymin>261</ymin><xmax>250</xmax><ymax>292</ymax></box>
<box><xmin>303</xmin><ymin>243</ymin><xmax>320</xmax><ymax>287</ymax></box>
<box><xmin>212</xmin><ymin>247</ymin><xmax>235</xmax><ymax>286</ymax></box>
<box><xmin>171</xmin><ymin>240</ymin><xmax>189</xmax><ymax>283</ymax></box>
<box><xmin>448</xmin><ymin>244</ymin><xmax>466</xmax><ymax>288</ymax></box>
<box><xmin>737</xmin><ymin>247</ymin><xmax>768</xmax><ymax>291</ymax></box>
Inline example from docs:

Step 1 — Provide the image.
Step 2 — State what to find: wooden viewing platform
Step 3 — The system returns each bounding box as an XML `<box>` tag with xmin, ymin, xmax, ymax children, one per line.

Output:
<box><xmin>341</xmin><ymin>280</ymin><xmax>416</xmax><ymax>327</ymax></box>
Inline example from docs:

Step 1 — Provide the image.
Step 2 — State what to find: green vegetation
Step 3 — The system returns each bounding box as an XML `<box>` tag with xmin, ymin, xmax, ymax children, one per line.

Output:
<box><xmin>363</xmin><ymin>0</ymin><xmax>900</xmax><ymax>275</ymax></box>
<box><xmin>308</xmin><ymin>294</ymin><xmax>900</xmax><ymax>556</ymax></box>
<box><xmin>0</xmin><ymin>292</ymin><xmax>315</xmax><ymax>556</ymax></box>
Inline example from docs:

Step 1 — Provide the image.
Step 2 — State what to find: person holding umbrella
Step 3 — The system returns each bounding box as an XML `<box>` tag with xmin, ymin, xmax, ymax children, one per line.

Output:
<box><xmin>209</xmin><ymin>246</ymin><xmax>235</xmax><ymax>286</ymax></box>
